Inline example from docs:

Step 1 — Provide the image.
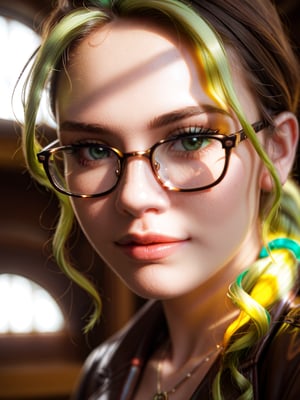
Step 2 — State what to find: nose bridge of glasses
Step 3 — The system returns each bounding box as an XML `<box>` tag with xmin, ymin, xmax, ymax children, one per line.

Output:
<box><xmin>120</xmin><ymin>148</ymin><xmax>159</xmax><ymax>183</ymax></box>
<box><xmin>123</xmin><ymin>148</ymin><xmax>152</xmax><ymax>161</ymax></box>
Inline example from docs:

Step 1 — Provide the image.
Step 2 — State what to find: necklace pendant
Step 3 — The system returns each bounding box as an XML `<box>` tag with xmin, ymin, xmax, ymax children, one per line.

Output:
<box><xmin>153</xmin><ymin>392</ymin><xmax>168</xmax><ymax>400</ymax></box>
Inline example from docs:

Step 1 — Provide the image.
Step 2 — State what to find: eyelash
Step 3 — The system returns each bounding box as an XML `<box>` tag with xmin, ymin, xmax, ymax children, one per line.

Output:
<box><xmin>172</xmin><ymin>125</ymin><xmax>220</xmax><ymax>138</ymax></box>
<box><xmin>70</xmin><ymin>125</ymin><xmax>220</xmax><ymax>147</ymax></box>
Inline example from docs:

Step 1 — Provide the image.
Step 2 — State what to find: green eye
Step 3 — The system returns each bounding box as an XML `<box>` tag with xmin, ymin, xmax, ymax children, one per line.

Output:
<box><xmin>87</xmin><ymin>146</ymin><xmax>110</xmax><ymax>160</ymax></box>
<box><xmin>171</xmin><ymin>136</ymin><xmax>211</xmax><ymax>152</ymax></box>
<box><xmin>180</xmin><ymin>136</ymin><xmax>210</xmax><ymax>151</ymax></box>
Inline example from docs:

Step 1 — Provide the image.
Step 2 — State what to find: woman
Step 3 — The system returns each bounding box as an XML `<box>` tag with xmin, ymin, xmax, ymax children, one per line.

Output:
<box><xmin>22</xmin><ymin>0</ymin><xmax>300</xmax><ymax>398</ymax></box>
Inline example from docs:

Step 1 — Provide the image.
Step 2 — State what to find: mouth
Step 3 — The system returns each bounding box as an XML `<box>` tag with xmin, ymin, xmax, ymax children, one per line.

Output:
<box><xmin>115</xmin><ymin>234</ymin><xmax>188</xmax><ymax>261</ymax></box>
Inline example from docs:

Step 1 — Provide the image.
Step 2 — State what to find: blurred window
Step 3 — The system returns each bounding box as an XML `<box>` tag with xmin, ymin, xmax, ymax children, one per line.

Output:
<box><xmin>0</xmin><ymin>274</ymin><xmax>65</xmax><ymax>333</ymax></box>
<box><xmin>0</xmin><ymin>16</ymin><xmax>53</xmax><ymax>125</ymax></box>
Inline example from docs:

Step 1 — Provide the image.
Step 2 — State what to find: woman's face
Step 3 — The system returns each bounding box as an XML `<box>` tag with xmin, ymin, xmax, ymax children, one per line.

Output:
<box><xmin>56</xmin><ymin>19</ymin><xmax>265</xmax><ymax>299</ymax></box>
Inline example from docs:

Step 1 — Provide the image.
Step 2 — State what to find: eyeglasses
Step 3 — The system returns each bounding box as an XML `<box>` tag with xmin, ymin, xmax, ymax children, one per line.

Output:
<box><xmin>37</xmin><ymin>120</ymin><xmax>269</xmax><ymax>198</ymax></box>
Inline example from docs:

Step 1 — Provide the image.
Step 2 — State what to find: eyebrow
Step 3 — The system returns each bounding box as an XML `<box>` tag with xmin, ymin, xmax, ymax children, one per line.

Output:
<box><xmin>59</xmin><ymin>105</ymin><xmax>231</xmax><ymax>134</ymax></box>
<box><xmin>149</xmin><ymin>105</ymin><xmax>231</xmax><ymax>129</ymax></box>
<box><xmin>59</xmin><ymin>120</ymin><xmax>111</xmax><ymax>134</ymax></box>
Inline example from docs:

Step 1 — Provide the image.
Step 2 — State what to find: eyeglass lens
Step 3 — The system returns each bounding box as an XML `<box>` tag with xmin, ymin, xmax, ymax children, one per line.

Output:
<box><xmin>47</xmin><ymin>135</ymin><xmax>227</xmax><ymax>196</ymax></box>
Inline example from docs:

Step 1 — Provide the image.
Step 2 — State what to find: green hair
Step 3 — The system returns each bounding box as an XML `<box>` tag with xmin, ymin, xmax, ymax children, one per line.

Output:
<box><xmin>23</xmin><ymin>7</ymin><xmax>111</xmax><ymax>333</ymax></box>
<box><xmin>22</xmin><ymin>0</ymin><xmax>300</xmax><ymax>398</ymax></box>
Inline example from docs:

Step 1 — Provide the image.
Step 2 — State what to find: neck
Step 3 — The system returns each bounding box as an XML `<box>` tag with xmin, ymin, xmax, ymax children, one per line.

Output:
<box><xmin>161</xmin><ymin>239</ymin><xmax>261</xmax><ymax>367</ymax></box>
<box><xmin>161</xmin><ymin>284</ymin><xmax>234</xmax><ymax>367</ymax></box>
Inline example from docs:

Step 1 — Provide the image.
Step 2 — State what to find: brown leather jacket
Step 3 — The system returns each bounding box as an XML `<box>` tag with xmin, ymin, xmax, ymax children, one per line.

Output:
<box><xmin>73</xmin><ymin>286</ymin><xmax>300</xmax><ymax>400</ymax></box>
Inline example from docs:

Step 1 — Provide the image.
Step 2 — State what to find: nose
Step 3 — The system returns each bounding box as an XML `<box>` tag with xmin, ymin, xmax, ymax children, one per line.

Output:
<box><xmin>114</xmin><ymin>157</ymin><xmax>170</xmax><ymax>217</ymax></box>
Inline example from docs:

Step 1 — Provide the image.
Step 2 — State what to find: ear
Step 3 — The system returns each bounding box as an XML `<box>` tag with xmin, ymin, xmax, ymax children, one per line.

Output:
<box><xmin>260</xmin><ymin>112</ymin><xmax>299</xmax><ymax>191</ymax></box>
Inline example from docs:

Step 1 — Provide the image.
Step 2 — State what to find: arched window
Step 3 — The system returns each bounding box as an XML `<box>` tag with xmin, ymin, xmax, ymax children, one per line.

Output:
<box><xmin>0</xmin><ymin>274</ymin><xmax>65</xmax><ymax>334</ymax></box>
<box><xmin>0</xmin><ymin>15</ymin><xmax>54</xmax><ymax>125</ymax></box>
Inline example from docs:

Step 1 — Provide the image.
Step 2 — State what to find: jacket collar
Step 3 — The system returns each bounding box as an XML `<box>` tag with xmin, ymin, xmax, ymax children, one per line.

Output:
<box><xmin>86</xmin><ymin>275</ymin><xmax>299</xmax><ymax>400</ymax></box>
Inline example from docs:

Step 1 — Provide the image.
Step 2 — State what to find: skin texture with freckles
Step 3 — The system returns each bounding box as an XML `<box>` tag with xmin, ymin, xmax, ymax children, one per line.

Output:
<box><xmin>56</xmin><ymin>19</ymin><xmax>267</xmax><ymax>398</ymax></box>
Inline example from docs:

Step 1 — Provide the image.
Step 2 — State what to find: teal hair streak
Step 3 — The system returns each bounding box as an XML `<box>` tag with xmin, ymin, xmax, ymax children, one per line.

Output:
<box><xmin>224</xmin><ymin>237</ymin><xmax>300</xmax><ymax>353</ymax></box>
<box><xmin>99</xmin><ymin>0</ymin><xmax>111</xmax><ymax>6</ymax></box>
<box><xmin>221</xmin><ymin>237</ymin><xmax>300</xmax><ymax>395</ymax></box>
<box><xmin>259</xmin><ymin>237</ymin><xmax>300</xmax><ymax>260</ymax></box>
<box><xmin>219</xmin><ymin>236</ymin><xmax>299</xmax><ymax>397</ymax></box>
<box><xmin>85</xmin><ymin>0</ymin><xmax>112</xmax><ymax>9</ymax></box>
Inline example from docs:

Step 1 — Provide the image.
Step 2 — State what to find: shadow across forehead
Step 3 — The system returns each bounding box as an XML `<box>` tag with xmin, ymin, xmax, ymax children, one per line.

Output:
<box><xmin>63</xmin><ymin>47</ymin><xmax>180</xmax><ymax>110</ymax></box>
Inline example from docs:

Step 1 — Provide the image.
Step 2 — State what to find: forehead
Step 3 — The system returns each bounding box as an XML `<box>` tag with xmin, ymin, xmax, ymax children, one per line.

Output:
<box><xmin>55</xmin><ymin>18</ymin><xmax>255</xmax><ymax>127</ymax></box>
<box><xmin>56</xmin><ymin>18</ymin><xmax>203</xmax><ymax>112</ymax></box>
<box><xmin>67</xmin><ymin>18</ymin><xmax>190</xmax><ymax>74</ymax></box>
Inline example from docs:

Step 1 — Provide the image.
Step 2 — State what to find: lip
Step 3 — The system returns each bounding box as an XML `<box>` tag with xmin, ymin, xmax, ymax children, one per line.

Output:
<box><xmin>115</xmin><ymin>233</ymin><xmax>188</xmax><ymax>261</ymax></box>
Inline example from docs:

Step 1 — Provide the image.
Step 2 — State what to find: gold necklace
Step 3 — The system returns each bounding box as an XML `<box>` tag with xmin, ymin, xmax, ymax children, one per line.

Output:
<box><xmin>152</xmin><ymin>344</ymin><xmax>222</xmax><ymax>400</ymax></box>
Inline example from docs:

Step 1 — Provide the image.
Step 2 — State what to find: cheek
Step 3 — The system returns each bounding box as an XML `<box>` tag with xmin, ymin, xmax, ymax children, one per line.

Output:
<box><xmin>184</xmin><ymin>148</ymin><xmax>262</xmax><ymax>241</ymax></box>
<box><xmin>70</xmin><ymin>198</ymin><xmax>110</xmax><ymax>247</ymax></box>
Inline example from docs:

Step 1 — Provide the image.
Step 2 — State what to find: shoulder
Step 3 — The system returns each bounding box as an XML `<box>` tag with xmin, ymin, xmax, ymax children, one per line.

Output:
<box><xmin>72</xmin><ymin>301</ymin><xmax>166</xmax><ymax>399</ymax></box>
<box><xmin>72</xmin><ymin>324</ymin><xmax>128</xmax><ymax>399</ymax></box>
<box><xmin>260</xmin><ymin>295</ymin><xmax>300</xmax><ymax>400</ymax></box>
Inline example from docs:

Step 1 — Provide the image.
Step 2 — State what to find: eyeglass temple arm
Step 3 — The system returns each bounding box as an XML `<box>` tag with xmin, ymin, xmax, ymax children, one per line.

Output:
<box><xmin>237</xmin><ymin>119</ymin><xmax>271</xmax><ymax>144</ymax></box>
